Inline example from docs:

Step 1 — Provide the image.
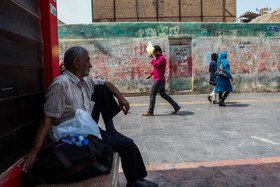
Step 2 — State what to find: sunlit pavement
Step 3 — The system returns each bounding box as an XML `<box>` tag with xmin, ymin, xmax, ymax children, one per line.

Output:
<box><xmin>101</xmin><ymin>93</ymin><xmax>280</xmax><ymax>186</ymax></box>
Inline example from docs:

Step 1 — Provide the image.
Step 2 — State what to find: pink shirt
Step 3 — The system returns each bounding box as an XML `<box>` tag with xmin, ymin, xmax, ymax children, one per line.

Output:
<box><xmin>150</xmin><ymin>54</ymin><xmax>166</xmax><ymax>82</ymax></box>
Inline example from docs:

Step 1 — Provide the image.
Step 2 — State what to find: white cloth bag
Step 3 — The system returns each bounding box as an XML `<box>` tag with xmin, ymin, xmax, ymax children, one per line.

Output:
<box><xmin>49</xmin><ymin>109</ymin><xmax>102</xmax><ymax>142</ymax></box>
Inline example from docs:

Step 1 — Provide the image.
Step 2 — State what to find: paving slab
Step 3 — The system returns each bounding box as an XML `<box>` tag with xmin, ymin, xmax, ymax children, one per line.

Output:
<box><xmin>101</xmin><ymin>93</ymin><xmax>280</xmax><ymax>186</ymax></box>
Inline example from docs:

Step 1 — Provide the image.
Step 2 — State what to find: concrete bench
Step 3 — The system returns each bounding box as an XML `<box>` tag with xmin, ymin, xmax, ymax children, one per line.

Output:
<box><xmin>0</xmin><ymin>153</ymin><xmax>120</xmax><ymax>187</ymax></box>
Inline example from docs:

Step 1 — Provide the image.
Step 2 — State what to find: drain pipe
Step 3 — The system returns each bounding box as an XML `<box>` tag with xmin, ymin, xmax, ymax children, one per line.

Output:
<box><xmin>136</xmin><ymin>0</ymin><xmax>138</xmax><ymax>21</ymax></box>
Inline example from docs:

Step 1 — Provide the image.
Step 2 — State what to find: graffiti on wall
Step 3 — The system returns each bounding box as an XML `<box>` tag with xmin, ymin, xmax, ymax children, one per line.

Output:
<box><xmin>170</xmin><ymin>46</ymin><xmax>192</xmax><ymax>78</ymax></box>
<box><xmin>191</xmin><ymin>37</ymin><xmax>280</xmax><ymax>92</ymax></box>
<box><xmin>194</xmin><ymin>38</ymin><xmax>280</xmax><ymax>74</ymax></box>
<box><xmin>135</xmin><ymin>26</ymin><xmax>180</xmax><ymax>38</ymax></box>
<box><xmin>170</xmin><ymin>45</ymin><xmax>193</xmax><ymax>90</ymax></box>
<box><xmin>59</xmin><ymin>23</ymin><xmax>280</xmax><ymax>93</ymax></box>
<box><xmin>59</xmin><ymin>23</ymin><xmax>280</xmax><ymax>40</ymax></box>
<box><xmin>134</xmin><ymin>42</ymin><xmax>147</xmax><ymax>55</ymax></box>
<box><xmin>87</xmin><ymin>40</ymin><xmax>157</xmax><ymax>82</ymax></box>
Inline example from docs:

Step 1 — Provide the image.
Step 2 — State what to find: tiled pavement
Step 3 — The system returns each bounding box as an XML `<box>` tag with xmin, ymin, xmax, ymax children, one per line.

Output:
<box><xmin>100</xmin><ymin>93</ymin><xmax>280</xmax><ymax>186</ymax></box>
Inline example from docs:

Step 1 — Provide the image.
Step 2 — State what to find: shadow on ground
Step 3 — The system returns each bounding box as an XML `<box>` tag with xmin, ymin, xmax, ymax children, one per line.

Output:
<box><xmin>225</xmin><ymin>102</ymin><xmax>250</xmax><ymax>107</ymax></box>
<box><xmin>153</xmin><ymin>111</ymin><xmax>194</xmax><ymax>117</ymax></box>
<box><xmin>119</xmin><ymin>159</ymin><xmax>280</xmax><ymax>186</ymax></box>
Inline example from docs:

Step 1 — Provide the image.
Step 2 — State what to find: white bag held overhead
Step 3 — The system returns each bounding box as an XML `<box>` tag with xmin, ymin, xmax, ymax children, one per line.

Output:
<box><xmin>146</xmin><ymin>41</ymin><xmax>155</xmax><ymax>56</ymax></box>
<box><xmin>49</xmin><ymin>109</ymin><xmax>102</xmax><ymax>142</ymax></box>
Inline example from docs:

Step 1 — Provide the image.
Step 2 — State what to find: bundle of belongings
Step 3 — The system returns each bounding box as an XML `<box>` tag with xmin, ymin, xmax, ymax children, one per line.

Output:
<box><xmin>27</xmin><ymin>109</ymin><xmax>113</xmax><ymax>184</ymax></box>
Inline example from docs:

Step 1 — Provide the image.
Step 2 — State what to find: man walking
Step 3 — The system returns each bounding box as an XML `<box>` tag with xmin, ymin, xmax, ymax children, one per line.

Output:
<box><xmin>143</xmin><ymin>45</ymin><xmax>181</xmax><ymax>116</ymax></box>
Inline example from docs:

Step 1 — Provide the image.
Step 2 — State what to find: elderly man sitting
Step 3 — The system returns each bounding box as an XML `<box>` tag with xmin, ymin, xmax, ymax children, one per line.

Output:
<box><xmin>21</xmin><ymin>46</ymin><xmax>158</xmax><ymax>187</ymax></box>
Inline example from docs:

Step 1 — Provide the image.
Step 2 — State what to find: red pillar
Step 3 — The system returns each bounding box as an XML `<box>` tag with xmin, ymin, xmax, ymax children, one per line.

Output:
<box><xmin>40</xmin><ymin>0</ymin><xmax>60</xmax><ymax>89</ymax></box>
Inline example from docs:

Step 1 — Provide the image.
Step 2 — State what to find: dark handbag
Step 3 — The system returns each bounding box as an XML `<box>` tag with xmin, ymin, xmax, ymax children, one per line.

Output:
<box><xmin>215</xmin><ymin>60</ymin><xmax>228</xmax><ymax>79</ymax></box>
<box><xmin>209</xmin><ymin>79</ymin><xmax>216</xmax><ymax>86</ymax></box>
<box><xmin>27</xmin><ymin>134</ymin><xmax>113</xmax><ymax>184</ymax></box>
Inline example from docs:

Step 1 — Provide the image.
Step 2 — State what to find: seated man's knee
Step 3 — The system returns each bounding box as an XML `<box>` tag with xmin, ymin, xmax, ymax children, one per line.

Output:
<box><xmin>111</xmin><ymin>136</ymin><xmax>134</xmax><ymax>153</ymax></box>
<box><xmin>91</xmin><ymin>85</ymin><xmax>106</xmax><ymax>101</ymax></box>
<box><xmin>117</xmin><ymin>141</ymin><xmax>137</xmax><ymax>155</ymax></box>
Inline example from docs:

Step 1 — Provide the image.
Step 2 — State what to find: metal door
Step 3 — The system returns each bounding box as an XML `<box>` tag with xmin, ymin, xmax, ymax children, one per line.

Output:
<box><xmin>169</xmin><ymin>45</ymin><xmax>193</xmax><ymax>91</ymax></box>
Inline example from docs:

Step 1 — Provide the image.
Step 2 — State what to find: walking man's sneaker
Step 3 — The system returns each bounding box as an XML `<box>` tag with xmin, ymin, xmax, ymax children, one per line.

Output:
<box><xmin>219</xmin><ymin>100</ymin><xmax>226</xmax><ymax>107</ymax></box>
<box><xmin>142</xmin><ymin>111</ymin><xmax>154</xmax><ymax>116</ymax></box>
<box><xmin>172</xmin><ymin>106</ymin><xmax>181</xmax><ymax>114</ymax></box>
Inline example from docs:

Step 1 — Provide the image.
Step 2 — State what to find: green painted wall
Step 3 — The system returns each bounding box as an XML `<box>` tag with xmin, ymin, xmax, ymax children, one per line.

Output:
<box><xmin>58</xmin><ymin>23</ymin><xmax>280</xmax><ymax>94</ymax></box>
<box><xmin>59</xmin><ymin>23</ymin><xmax>280</xmax><ymax>39</ymax></box>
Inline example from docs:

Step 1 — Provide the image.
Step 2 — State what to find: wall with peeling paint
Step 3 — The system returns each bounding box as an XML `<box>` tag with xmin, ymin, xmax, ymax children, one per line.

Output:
<box><xmin>58</xmin><ymin>23</ymin><xmax>280</xmax><ymax>94</ymax></box>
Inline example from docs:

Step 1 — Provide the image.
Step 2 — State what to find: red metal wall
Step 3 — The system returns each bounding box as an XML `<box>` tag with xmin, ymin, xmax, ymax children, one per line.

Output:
<box><xmin>0</xmin><ymin>0</ymin><xmax>59</xmax><ymax>186</ymax></box>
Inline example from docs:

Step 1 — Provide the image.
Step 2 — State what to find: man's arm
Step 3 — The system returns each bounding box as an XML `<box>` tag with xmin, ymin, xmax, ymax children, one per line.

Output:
<box><xmin>151</xmin><ymin>55</ymin><xmax>164</xmax><ymax>68</ymax></box>
<box><xmin>104</xmin><ymin>81</ymin><xmax>130</xmax><ymax>115</ymax></box>
<box><xmin>20</xmin><ymin>115</ymin><xmax>53</xmax><ymax>172</ymax></box>
<box><xmin>209</xmin><ymin>62</ymin><xmax>212</xmax><ymax>73</ymax></box>
<box><xmin>146</xmin><ymin>73</ymin><xmax>152</xmax><ymax>79</ymax></box>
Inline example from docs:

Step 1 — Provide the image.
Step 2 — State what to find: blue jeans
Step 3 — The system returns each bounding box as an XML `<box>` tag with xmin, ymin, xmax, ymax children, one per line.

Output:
<box><xmin>148</xmin><ymin>80</ymin><xmax>180</xmax><ymax>112</ymax></box>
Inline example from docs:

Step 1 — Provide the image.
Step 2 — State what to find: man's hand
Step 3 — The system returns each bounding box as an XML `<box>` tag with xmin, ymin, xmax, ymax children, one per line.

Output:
<box><xmin>146</xmin><ymin>74</ymin><xmax>152</xmax><ymax>79</ymax></box>
<box><xmin>118</xmin><ymin>97</ymin><xmax>130</xmax><ymax>115</ymax></box>
<box><xmin>18</xmin><ymin>115</ymin><xmax>53</xmax><ymax>172</ymax></box>
<box><xmin>104</xmin><ymin>81</ymin><xmax>130</xmax><ymax>115</ymax></box>
<box><xmin>18</xmin><ymin>150</ymin><xmax>38</xmax><ymax>173</ymax></box>
<box><xmin>231</xmin><ymin>78</ymin><xmax>234</xmax><ymax>82</ymax></box>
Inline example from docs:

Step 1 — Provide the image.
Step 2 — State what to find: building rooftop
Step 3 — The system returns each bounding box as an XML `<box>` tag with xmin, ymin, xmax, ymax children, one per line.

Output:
<box><xmin>251</xmin><ymin>8</ymin><xmax>280</xmax><ymax>23</ymax></box>
<box><xmin>237</xmin><ymin>11</ymin><xmax>259</xmax><ymax>23</ymax></box>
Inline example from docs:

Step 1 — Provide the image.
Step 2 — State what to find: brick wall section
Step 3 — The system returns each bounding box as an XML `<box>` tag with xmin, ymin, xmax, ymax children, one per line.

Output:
<box><xmin>92</xmin><ymin>0</ymin><xmax>236</xmax><ymax>23</ymax></box>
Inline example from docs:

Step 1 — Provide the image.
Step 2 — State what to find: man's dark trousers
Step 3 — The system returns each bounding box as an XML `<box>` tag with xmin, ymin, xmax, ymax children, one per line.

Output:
<box><xmin>91</xmin><ymin>85</ymin><xmax>147</xmax><ymax>181</ymax></box>
<box><xmin>148</xmin><ymin>80</ymin><xmax>179</xmax><ymax>112</ymax></box>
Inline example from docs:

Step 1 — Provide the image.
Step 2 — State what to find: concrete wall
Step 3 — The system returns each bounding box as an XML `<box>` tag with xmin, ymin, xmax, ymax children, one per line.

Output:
<box><xmin>92</xmin><ymin>0</ymin><xmax>236</xmax><ymax>22</ymax></box>
<box><xmin>58</xmin><ymin>23</ymin><xmax>280</xmax><ymax>94</ymax></box>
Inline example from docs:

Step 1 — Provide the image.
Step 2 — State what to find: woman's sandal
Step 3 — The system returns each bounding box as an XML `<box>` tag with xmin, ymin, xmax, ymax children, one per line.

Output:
<box><xmin>207</xmin><ymin>96</ymin><xmax>212</xmax><ymax>103</ymax></box>
<box><xmin>213</xmin><ymin>100</ymin><xmax>219</xmax><ymax>104</ymax></box>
